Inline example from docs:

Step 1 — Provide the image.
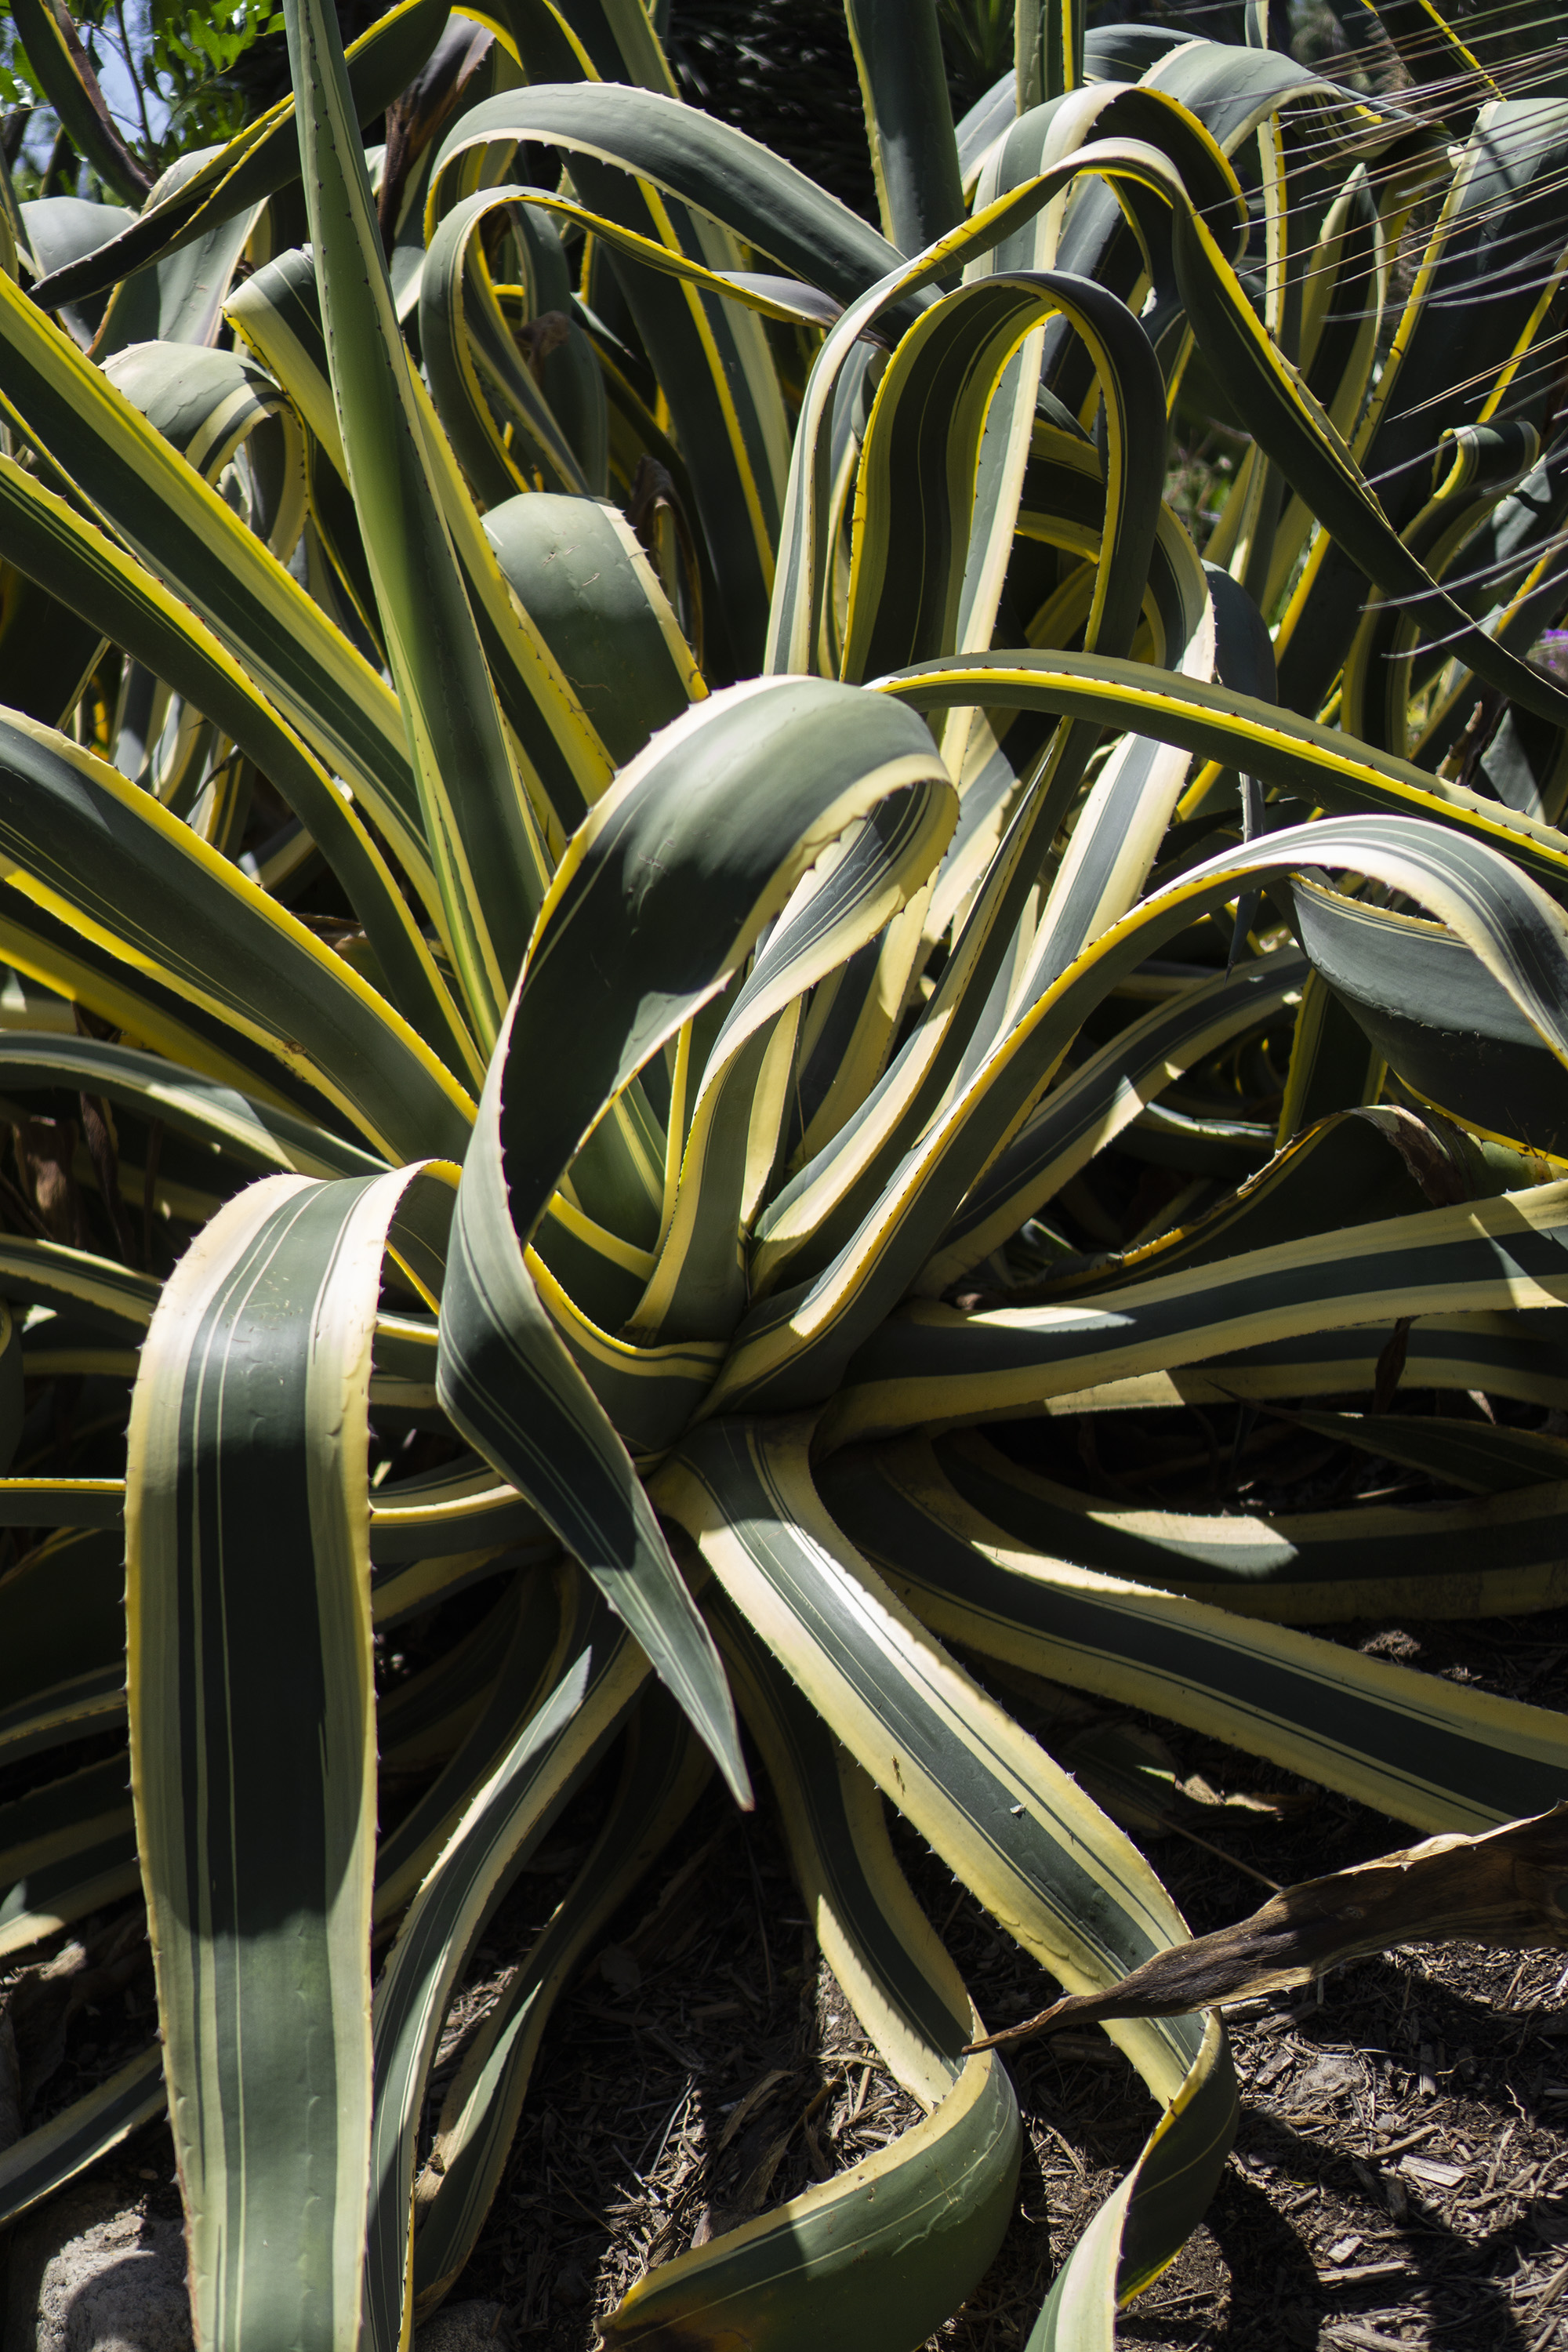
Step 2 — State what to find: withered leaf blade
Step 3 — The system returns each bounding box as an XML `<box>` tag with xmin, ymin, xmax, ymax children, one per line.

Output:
<box><xmin>967</xmin><ymin>1803</ymin><xmax>1568</xmax><ymax>2053</ymax></box>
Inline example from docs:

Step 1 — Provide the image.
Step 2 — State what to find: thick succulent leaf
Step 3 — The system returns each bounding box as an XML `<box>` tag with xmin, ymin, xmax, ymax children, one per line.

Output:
<box><xmin>450</xmin><ymin>673</ymin><xmax>949</xmax><ymax>1243</ymax></box>
<box><xmin>283</xmin><ymin>0</ymin><xmax>548</xmax><ymax>1049</ymax></box>
<box><xmin>364</xmin><ymin>1578</ymin><xmax>650</xmax><ymax>2352</ymax></box>
<box><xmin>484</xmin><ymin>492</ymin><xmax>701</xmax><ymax>777</ymax></box>
<box><xmin>657</xmin><ymin>1414</ymin><xmax>1237</xmax><ymax>2305</ymax></box>
<box><xmin>844</xmin><ymin>0</ymin><xmax>964</xmax><ymax>252</ymax></box>
<box><xmin>926</xmin><ymin>953</ymin><xmax>1307</xmax><ymax>1290</ymax></box>
<box><xmin>715</xmin><ymin>1591</ymin><xmax>979</xmax><ymax>2102</ymax></box>
<box><xmin>829</xmin><ymin>1176</ymin><xmax>1568</xmax><ymax>1446</ymax></box>
<box><xmin>92</xmin><ymin>167</ymin><xmax>263</xmax><ymax>360</ymax></box>
<box><xmin>437</xmin><ymin>1108</ymin><xmax>747</xmax><ymax>1800</ymax></box>
<box><xmin>435</xmin><ymin>690</ymin><xmax>953</xmax><ymax>1719</ymax></box>
<box><xmin>0</xmin><ymin>266</ymin><xmax>434</xmax><ymax>898</ymax></box>
<box><xmin>420</xmin><ymin>187</ymin><xmax>591</xmax><ymax>501</ymax></box>
<box><xmin>368</xmin><ymin>1454</ymin><xmax>550</xmax><ymax>1566</ymax></box>
<box><xmin>822</xmin><ymin>1439</ymin><xmax>1568</xmax><ymax>1835</ymax></box>
<box><xmin>0</xmin><ymin>456</ymin><xmax>477</xmax><ymax>1080</ymax></box>
<box><xmin>27</xmin><ymin>0</ymin><xmax>449</xmax><ymax>314</ymax></box>
<box><xmin>428</xmin><ymin>73</ymin><xmax>789</xmax><ymax>680</ymax></box>
<box><xmin>0</xmin><ymin>709</ymin><xmax>472</xmax><ymax>1164</ymax></box>
<box><xmin>128</xmin><ymin>1163</ymin><xmax>456</xmax><ymax>2352</ymax></box>
<box><xmin>0</xmin><ymin>1034</ymin><xmax>386</xmax><ymax>1179</ymax></box>
<box><xmin>877</xmin><ymin>651</ymin><xmax>1568</xmax><ymax>901</ymax></box>
<box><xmin>431</xmin><ymin>82</ymin><xmax>905</xmax><ymax>338</ymax></box>
<box><xmin>0</xmin><ymin>1479</ymin><xmax>124</xmax><ymax>1530</ymax></box>
<box><xmin>1294</xmin><ymin>876</ymin><xmax>1568</xmax><ymax>1156</ymax></box>
<box><xmin>601</xmin><ymin>1589</ymin><xmax>1020</xmax><ymax>2350</ymax></box>
<box><xmin>633</xmin><ymin>779</ymin><xmax>955</xmax><ymax>1348</ymax></box>
<box><xmin>9</xmin><ymin>0</ymin><xmax>152</xmax><ymax>204</ymax></box>
<box><xmin>724</xmin><ymin>813</ymin><xmax>1568</xmax><ymax>1417</ymax></box>
<box><xmin>0</xmin><ymin>2046</ymin><xmax>164</xmax><ymax>2230</ymax></box>
<box><xmin>840</xmin><ymin>270</ymin><xmax>1167</xmax><ymax>684</ymax></box>
<box><xmin>410</xmin><ymin>1686</ymin><xmax>710</xmax><ymax>2314</ymax></box>
<box><xmin>226</xmin><ymin>244</ymin><xmax>613</xmax><ymax>848</ymax></box>
<box><xmin>928</xmin><ymin>1428</ymin><xmax>1568</xmax><ymax>1623</ymax></box>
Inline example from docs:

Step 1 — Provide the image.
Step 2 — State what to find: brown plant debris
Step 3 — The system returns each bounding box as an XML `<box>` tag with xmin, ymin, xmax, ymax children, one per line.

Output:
<box><xmin>970</xmin><ymin>1807</ymin><xmax>1568</xmax><ymax>2054</ymax></box>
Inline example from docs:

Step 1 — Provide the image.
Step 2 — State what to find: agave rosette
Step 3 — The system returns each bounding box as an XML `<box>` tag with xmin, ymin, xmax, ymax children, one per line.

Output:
<box><xmin>0</xmin><ymin>0</ymin><xmax>1564</xmax><ymax>2342</ymax></box>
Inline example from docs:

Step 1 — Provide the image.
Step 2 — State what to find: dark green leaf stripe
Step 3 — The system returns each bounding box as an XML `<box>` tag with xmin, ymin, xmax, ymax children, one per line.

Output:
<box><xmin>604</xmin><ymin>1593</ymin><xmax>1020</xmax><ymax>2350</ymax></box>
<box><xmin>876</xmin><ymin>651</ymin><xmax>1568</xmax><ymax>902</ymax></box>
<box><xmin>364</xmin><ymin>1579</ymin><xmax>650</xmax><ymax>2352</ymax></box>
<box><xmin>411</xmin><ymin>1686</ymin><xmax>710</xmax><ymax>2314</ymax></box>
<box><xmin>821</xmin><ymin>1441</ymin><xmax>1568</xmax><ymax>1834</ymax></box>
<box><xmin>0</xmin><ymin>457</ymin><xmax>477</xmax><ymax>1080</ymax></box>
<box><xmin>0</xmin><ymin>268</ymin><xmax>432</xmax><ymax>898</ymax></box>
<box><xmin>28</xmin><ymin>0</ymin><xmax>448</xmax><ymax>312</ymax></box>
<box><xmin>0</xmin><ymin>710</ymin><xmax>472</xmax><ymax>1165</ymax></box>
<box><xmin>0</xmin><ymin>2047</ymin><xmax>164</xmax><ymax>2230</ymax></box>
<box><xmin>0</xmin><ymin>1035</ymin><xmax>387</xmax><ymax>1180</ymax></box>
<box><xmin>723</xmin><ymin>815</ymin><xmax>1568</xmax><ymax>1416</ymax></box>
<box><xmin>827</xmin><ymin>1178</ymin><xmax>1568</xmax><ymax>1447</ymax></box>
<box><xmin>657</xmin><ymin>1414</ymin><xmax>1238</xmax><ymax>2306</ymax></box>
<box><xmin>928</xmin><ymin>1428</ymin><xmax>1568</xmax><ymax>1624</ymax></box>
<box><xmin>129</xmin><ymin>1163</ymin><xmax>454</xmax><ymax>2351</ymax></box>
<box><xmin>659</xmin><ymin>1416</ymin><xmax>1208</xmax><ymax>2071</ymax></box>
<box><xmin>284</xmin><ymin>0</ymin><xmax>547</xmax><ymax>1047</ymax></box>
<box><xmin>926</xmin><ymin>954</ymin><xmax>1307</xmax><ymax>1288</ymax></box>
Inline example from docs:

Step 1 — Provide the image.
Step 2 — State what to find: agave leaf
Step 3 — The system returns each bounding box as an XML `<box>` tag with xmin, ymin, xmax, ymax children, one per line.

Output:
<box><xmin>0</xmin><ymin>456</ymin><xmax>477</xmax><ymax>1080</ymax></box>
<box><xmin>975</xmin><ymin>1806</ymin><xmax>1568</xmax><ymax>2047</ymax></box>
<box><xmin>420</xmin><ymin>187</ymin><xmax>592</xmax><ymax>501</ymax></box>
<box><xmin>928</xmin><ymin>1426</ymin><xmax>1568</xmax><ymax>1623</ymax></box>
<box><xmin>840</xmin><ymin>270</ymin><xmax>1167</xmax><ymax>684</ymax></box>
<box><xmin>599</xmin><ymin>1591</ymin><xmax>1021</xmax><ymax>2350</ymax></box>
<box><xmin>229</xmin><ymin>243</ymin><xmax>615</xmax><ymax>845</ymax></box>
<box><xmin>724</xmin><ymin>813</ymin><xmax>1568</xmax><ymax>1417</ymax></box>
<box><xmin>129</xmin><ymin>1163</ymin><xmax>457</xmax><ymax>2350</ymax></box>
<box><xmin>27</xmin><ymin>0</ymin><xmax>450</xmax><ymax>314</ymax></box>
<box><xmin>925</xmin><ymin>953</ymin><xmax>1307</xmax><ymax>1289</ymax></box>
<box><xmin>411</xmin><ymin>1684</ymin><xmax>710</xmax><ymax>2314</ymax></box>
<box><xmin>0</xmin><ymin>267</ymin><xmax>436</xmax><ymax>902</ymax></box>
<box><xmin>658</xmin><ymin>1414</ymin><xmax>1238</xmax><ymax>2307</ymax></box>
<box><xmin>283</xmin><ymin>0</ymin><xmax>550</xmax><ymax>1048</ymax></box>
<box><xmin>364</xmin><ymin>1577</ymin><xmax>649</xmax><ymax>2352</ymax></box>
<box><xmin>844</xmin><ymin>0</ymin><xmax>965</xmax><ymax>252</ymax></box>
<box><xmin>0</xmin><ymin>2045</ymin><xmax>164</xmax><ymax>2231</ymax></box>
<box><xmin>0</xmin><ymin>709</ymin><xmax>472</xmax><ymax>1163</ymax></box>
<box><xmin>825</xmin><ymin>1440</ymin><xmax>1568</xmax><ymax>1832</ymax></box>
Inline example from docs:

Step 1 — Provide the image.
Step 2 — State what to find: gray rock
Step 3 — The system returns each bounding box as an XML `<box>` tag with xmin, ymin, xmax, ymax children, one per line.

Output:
<box><xmin>413</xmin><ymin>2301</ymin><xmax>509</xmax><ymax>2352</ymax></box>
<box><xmin>5</xmin><ymin>2178</ymin><xmax>191</xmax><ymax>2352</ymax></box>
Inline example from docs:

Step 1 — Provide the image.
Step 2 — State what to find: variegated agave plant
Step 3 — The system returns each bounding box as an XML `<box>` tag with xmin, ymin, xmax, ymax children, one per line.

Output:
<box><xmin>1</xmin><ymin>0</ymin><xmax>1567</xmax><ymax>2342</ymax></box>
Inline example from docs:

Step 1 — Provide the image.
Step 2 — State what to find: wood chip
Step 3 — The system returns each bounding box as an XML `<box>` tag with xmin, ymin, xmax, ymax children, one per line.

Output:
<box><xmin>1403</xmin><ymin>2155</ymin><xmax>1468</xmax><ymax>2189</ymax></box>
<box><xmin>1319</xmin><ymin>2258</ymin><xmax>1417</xmax><ymax>2285</ymax></box>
